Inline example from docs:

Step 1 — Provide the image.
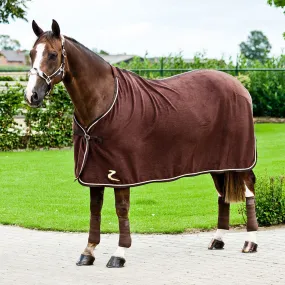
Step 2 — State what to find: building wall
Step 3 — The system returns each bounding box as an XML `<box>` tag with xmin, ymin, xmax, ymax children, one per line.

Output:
<box><xmin>0</xmin><ymin>56</ymin><xmax>25</xmax><ymax>66</ymax></box>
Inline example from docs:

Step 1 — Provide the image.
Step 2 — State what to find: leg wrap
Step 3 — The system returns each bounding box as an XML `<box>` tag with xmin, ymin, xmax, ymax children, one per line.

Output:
<box><xmin>88</xmin><ymin>187</ymin><xmax>104</xmax><ymax>244</ymax></box>
<box><xmin>115</xmin><ymin>188</ymin><xmax>132</xmax><ymax>248</ymax></box>
<box><xmin>246</xmin><ymin>197</ymin><xmax>258</xmax><ymax>232</ymax></box>
<box><xmin>218</xmin><ymin>197</ymin><xmax>230</xmax><ymax>230</ymax></box>
<box><xmin>118</xmin><ymin>217</ymin><xmax>131</xmax><ymax>248</ymax></box>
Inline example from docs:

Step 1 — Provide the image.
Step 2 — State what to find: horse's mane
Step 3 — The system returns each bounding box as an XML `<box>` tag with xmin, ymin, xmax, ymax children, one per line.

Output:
<box><xmin>64</xmin><ymin>36</ymin><xmax>108</xmax><ymax>65</ymax></box>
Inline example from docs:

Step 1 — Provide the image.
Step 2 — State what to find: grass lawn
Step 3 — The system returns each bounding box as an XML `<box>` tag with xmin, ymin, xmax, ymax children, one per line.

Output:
<box><xmin>0</xmin><ymin>124</ymin><xmax>284</xmax><ymax>233</ymax></box>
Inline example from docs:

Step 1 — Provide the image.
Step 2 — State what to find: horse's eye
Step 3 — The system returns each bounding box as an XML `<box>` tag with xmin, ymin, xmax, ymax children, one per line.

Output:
<box><xmin>48</xmin><ymin>52</ymin><xmax>58</xmax><ymax>60</ymax></box>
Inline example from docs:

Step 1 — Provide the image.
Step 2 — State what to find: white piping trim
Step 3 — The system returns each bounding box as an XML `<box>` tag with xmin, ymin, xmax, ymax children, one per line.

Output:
<box><xmin>74</xmin><ymin>77</ymin><xmax>119</xmax><ymax>178</ymax></box>
<box><xmin>73</xmin><ymin>77</ymin><xmax>118</xmax><ymax>132</ymax></box>
<box><xmin>78</xmin><ymin>138</ymin><xmax>257</xmax><ymax>187</ymax></box>
<box><xmin>77</xmin><ymin>139</ymin><xmax>89</xmax><ymax>179</ymax></box>
<box><xmin>87</xmin><ymin>77</ymin><xmax>119</xmax><ymax>133</ymax></box>
<box><xmin>128</xmin><ymin>69</ymin><xmax>198</xmax><ymax>81</ymax></box>
<box><xmin>154</xmin><ymin>69</ymin><xmax>198</xmax><ymax>80</ymax></box>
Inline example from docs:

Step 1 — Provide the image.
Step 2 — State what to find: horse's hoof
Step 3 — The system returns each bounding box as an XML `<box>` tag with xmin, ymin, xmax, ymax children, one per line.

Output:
<box><xmin>242</xmin><ymin>241</ymin><xmax>258</xmax><ymax>253</ymax></box>
<box><xmin>106</xmin><ymin>256</ymin><xmax>126</xmax><ymax>268</ymax></box>
<box><xmin>76</xmin><ymin>254</ymin><xmax>95</xmax><ymax>266</ymax></box>
<box><xmin>208</xmin><ymin>238</ymin><xmax>225</xmax><ymax>250</ymax></box>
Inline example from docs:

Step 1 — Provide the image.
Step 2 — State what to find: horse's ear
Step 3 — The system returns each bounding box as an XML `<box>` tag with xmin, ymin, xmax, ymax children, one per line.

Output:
<box><xmin>32</xmin><ymin>20</ymin><xmax>44</xmax><ymax>37</ymax></box>
<box><xmin>52</xmin><ymin>19</ymin><xmax>60</xmax><ymax>38</ymax></box>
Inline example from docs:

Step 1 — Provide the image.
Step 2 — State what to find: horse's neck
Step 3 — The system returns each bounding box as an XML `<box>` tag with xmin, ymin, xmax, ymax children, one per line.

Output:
<box><xmin>63</xmin><ymin>38</ymin><xmax>115</xmax><ymax>128</ymax></box>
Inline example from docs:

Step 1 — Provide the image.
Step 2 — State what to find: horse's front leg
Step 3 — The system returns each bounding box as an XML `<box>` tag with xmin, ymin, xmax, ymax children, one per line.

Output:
<box><xmin>107</xmin><ymin>187</ymin><xmax>131</xmax><ymax>268</ymax></box>
<box><xmin>76</xmin><ymin>187</ymin><xmax>104</xmax><ymax>266</ymax></box>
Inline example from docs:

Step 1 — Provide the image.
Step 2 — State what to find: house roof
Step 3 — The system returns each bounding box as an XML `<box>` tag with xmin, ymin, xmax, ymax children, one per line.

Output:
<box><xmin>0</xmin><ymin>50</ymin><xmax>26</xmax><ymax>62</ymax></box>
<box><xmin>99</xmin><ymin>54</ymin><xmax>139</xmax><ymax>64</ymax></box>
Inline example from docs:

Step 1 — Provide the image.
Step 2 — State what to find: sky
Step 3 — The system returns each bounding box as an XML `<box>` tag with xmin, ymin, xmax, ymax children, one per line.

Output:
<box><xmin>0</xmin><ymin>0</ymin><xmax>284</xmax><ymax>60</ymax></box>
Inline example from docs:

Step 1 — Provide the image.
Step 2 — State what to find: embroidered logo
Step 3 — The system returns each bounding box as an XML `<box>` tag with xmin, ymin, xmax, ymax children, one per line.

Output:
<box><xmin>108</xmin><ymin>170</ymin><xmax>120</xmax><ymax>182</ymax></box>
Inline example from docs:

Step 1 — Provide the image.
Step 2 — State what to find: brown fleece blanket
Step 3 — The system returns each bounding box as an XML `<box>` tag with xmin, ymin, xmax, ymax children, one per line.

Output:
<box><xmin>73</xmin><ymin>67</ymin><xmax>256</xmax><ymax>187</ymax></box>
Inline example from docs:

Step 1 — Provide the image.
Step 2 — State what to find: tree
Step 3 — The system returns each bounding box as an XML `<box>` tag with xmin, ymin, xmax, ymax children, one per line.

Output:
<box><xmin>99</xmin><ymin>50</ymin><xmax>109</xmax><ymax>55</ymax></box>
<box><xmin>239</xmin><ymin>31</ymin><xmax>272</xmax><ymax>62</ymax></box>
<box><xmin>0</xmin><ymin>0</ymin><xmax>31</xmax><ymax>24</ymax></box>
<box><xmin>267</xmin><ymin>0</ymin><xmax>285</xmax><ymax>9</ymax></box>
<box><xmin>267</xmin><ymin>0</ymin><xmax>285</xmax><ymax>38</ymax></box>
<box><xmin>0</xmin><ymin>35</ymin><xmax>21</xmax><ymax>50</ymax></box>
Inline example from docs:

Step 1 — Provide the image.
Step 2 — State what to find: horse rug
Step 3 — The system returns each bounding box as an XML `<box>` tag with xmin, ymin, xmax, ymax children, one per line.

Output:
<box><xmin>73</xmin><ymin>67</ymin><xmax>256</xmax><ymax>187</ymax></box>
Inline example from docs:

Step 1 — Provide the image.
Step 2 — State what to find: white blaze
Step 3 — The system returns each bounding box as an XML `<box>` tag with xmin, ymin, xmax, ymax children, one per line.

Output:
<box><xmin>25</xmin><ymin>43</ymin><xmax>46</xmax><ymax>102</ymax></box>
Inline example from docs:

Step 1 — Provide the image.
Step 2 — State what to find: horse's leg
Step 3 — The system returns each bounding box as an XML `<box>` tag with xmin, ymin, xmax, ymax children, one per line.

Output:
<box><xmin>106</xmin><ymin>187</ymin><xmax>131</xmax><ymax>268</ymax></box>
<box><xmin>242</xmin><ymin>170</ymin><xmax>258</xmax><ymax>253</ymax></box>
<box><xmin>208</xmin><ymin>173</ymin><xmax>229</xmax><ymax>250</ymax></box>
<box><xmin>76</xmin><ymin>187</ymin><xmax>104</xmax><ymax>266</ymax></box>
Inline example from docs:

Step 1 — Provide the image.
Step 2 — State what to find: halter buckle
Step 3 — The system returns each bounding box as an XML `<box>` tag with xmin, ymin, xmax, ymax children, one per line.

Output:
<box><xmin>46</xmin><ymin>77</ymin><xmax>52</xmax><ymax>85</ymax></box>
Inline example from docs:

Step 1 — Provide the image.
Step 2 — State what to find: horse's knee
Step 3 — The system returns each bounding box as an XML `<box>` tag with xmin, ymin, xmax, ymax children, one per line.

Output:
<box><xmin>116</xmin><ymin>205</ymin><xmax>129</xmax><ymax>218</ymax></box>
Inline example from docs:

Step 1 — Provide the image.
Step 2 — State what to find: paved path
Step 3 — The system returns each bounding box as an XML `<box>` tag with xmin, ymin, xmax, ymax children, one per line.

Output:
<box><xmin>0</xmin><ymin>225</ymin><xmax>284</xmax><ymax>285</ymax></box>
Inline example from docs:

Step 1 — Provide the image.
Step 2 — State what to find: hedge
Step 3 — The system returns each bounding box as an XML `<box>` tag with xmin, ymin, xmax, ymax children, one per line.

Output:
<box><xmin>239</xmin><ymin>175</ymin><xmax>285</xmax><ymax>226</ymax></box>
<box><xmin>0</xmin><ymin>83</ymin><xmax>73</xmax><ymax>151</ymax></box>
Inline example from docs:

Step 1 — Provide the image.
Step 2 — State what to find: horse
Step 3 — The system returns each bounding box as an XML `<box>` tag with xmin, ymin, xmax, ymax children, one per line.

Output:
<box><xmin>25</xmin><ymin>20</ymin><xmax>258</xmax><ymax>268</ymax></box>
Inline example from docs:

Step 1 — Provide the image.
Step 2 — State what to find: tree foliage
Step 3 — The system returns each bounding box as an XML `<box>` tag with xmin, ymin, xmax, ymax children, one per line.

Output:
<box><xmin>267</xmin><ymin>0</ymin><xmax>285</xmax><ymax>38</ymax></box>
<box><xmin>0</xmin><ymin>35</ymin><xmax>21</xmax><ymax>50</ymax></box>
<box><xmin>239</xmin><ymin>31</ymin><xmax>272</xmax><ymax>62</ymax></box>
<box><xmin>0</xmin><ymin>0</ymin><xmax>31</xmax><ymax>24</ymax></box>
<box><xmin>268</xmin><ymin>0</ymin><xmax>285</xmax><ymax>8</ymax></box>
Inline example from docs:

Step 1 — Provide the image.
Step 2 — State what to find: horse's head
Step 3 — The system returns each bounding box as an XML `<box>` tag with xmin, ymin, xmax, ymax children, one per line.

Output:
<box><xmin>25</xmin><ymin>20</ymin><xmax>66</xmax><ymax>107</ymax></box>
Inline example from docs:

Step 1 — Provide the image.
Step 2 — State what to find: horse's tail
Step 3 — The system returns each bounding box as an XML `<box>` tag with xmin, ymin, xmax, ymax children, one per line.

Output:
<box><xmin>224</xmin><ymin>172</ymin><xmax>245</xmax><ymax>203</ymax></box>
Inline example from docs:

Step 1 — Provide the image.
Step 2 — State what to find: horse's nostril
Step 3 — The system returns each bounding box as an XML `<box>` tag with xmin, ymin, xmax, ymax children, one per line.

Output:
<box><xmin>31</xmin><ymin>92</ymin><xmax>39</xmax><ymax>102</ymax></box>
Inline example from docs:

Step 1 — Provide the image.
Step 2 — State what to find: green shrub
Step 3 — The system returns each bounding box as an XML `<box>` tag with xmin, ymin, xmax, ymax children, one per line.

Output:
<box><xmin>0</xmin><ymin>65</ymin><xmax>30</xmax><ymax>72</ymax></box>
<box><xmin>25</xmin><ymin>84</ymin><xmax>73</xmax><ymax>149</ymax></box>
<box><xmin>236</xmin><ymin>74</ymin><xmax>251</xmax><ymax>90</ymax></box>
<box><xmin>0</xmin><ymin>83</ymin><xmax>73</xmax><ymax>151</ymax></box>
<box><xmin>0</xmin><ymin>76</ymin><xmax>15</xmax><ymax>81</ymax></box>
<box><xmin>256</xmin><ymin>175</ymin><xmax>285</xmax><ymax>226</ymax></box>
<box><xmin>240</xmin><ymin>175</ymin><xmax>285</xmax><ymax>226</ymax></box>
<box><xmin>19</xmin><ymin>75</ymin><xmax>28</xmax><ymax>81</ymax></box>
<box><xmin>0</xmin><ymin>83</ymin><xmax>24</xmax><ymax>150</ymax></box>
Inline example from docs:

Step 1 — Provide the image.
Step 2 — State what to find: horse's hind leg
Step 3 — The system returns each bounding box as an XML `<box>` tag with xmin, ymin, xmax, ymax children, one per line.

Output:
<box><xmin>242</xmin><ymin>170</ymin><xmax>258</xmax><ymax>253</ymax></box>
<box><xmin>76</xmin><ymin>187</ymin><xmax>104</xmax><ymax>266</ymax></box>
<box><xmin>208</xmin><ymin>173</ymin><xmax>229</xmax><ymax>250</ymax></box>
<box><xmin>107</xmin><ymin>187</ymin><xmax>131</xmax><ymax>268</ymax></box>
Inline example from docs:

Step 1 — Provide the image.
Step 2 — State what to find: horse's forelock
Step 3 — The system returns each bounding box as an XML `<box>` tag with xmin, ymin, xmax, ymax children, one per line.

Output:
<box><xmin>33</xmin><ymin>31</ymin><xmax>59</xmax><ymax>49</ymax></box>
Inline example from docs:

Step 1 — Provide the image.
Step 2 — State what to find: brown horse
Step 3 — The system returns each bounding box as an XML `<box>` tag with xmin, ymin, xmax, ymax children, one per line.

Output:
<box><xmin>25</xmin><ymin>20</ymin><xmax>258</xmax><ymax>268</ymax></box>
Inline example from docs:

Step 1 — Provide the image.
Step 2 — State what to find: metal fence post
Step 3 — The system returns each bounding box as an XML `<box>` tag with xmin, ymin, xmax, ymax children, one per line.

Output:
<box><xmin>160</xmin><ymin>57</ymin><xmax>164</xmax><ymax>77</ymax></box>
